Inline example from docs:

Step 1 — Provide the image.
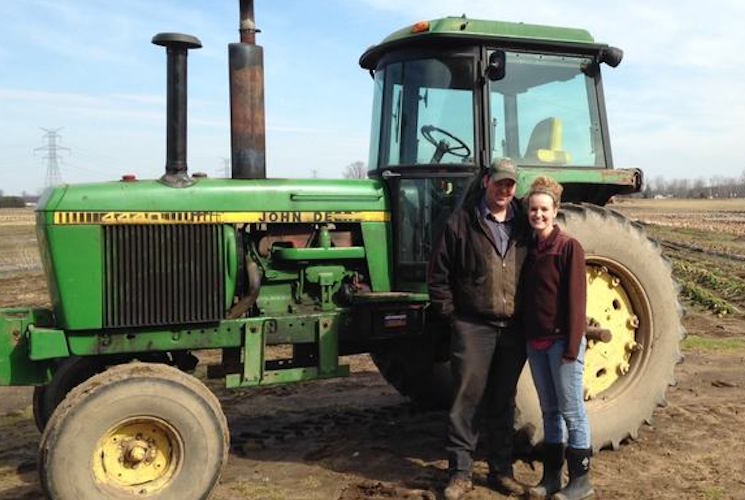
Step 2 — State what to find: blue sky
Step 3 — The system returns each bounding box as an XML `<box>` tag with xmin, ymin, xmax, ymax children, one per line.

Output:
<box><xmin>1</xmin><ymin>0</ymin><xmax>744</xmax><ymax>194</ymax></box>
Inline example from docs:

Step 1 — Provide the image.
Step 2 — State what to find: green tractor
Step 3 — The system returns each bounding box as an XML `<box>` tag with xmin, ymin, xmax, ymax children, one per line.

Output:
<box><xmin>0</xmin><ymin>2</ymin><xmax>682</xmax><ymax>498</ymax></box>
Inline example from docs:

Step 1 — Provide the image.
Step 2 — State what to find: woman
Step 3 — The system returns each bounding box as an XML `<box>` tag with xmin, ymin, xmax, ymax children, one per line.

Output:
<box><xmin>520</xmin><ymin>176</ymin><xmax>593</xmax><ymax>500</ymax></box>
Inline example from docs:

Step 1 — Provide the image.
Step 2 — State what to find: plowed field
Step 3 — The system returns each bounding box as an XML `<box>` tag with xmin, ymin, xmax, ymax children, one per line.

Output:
<box><xmin>1</xmin><ymin>202</ymin><xmax>744</xmax><ymax>499</ymax></box>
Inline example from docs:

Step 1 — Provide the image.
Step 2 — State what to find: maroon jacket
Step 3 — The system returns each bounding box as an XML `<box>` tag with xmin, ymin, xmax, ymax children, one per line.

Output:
<box><xmin>520</xmin><ymin>225</ymin><xmax>586</xmax><ymax>359</ymax></box>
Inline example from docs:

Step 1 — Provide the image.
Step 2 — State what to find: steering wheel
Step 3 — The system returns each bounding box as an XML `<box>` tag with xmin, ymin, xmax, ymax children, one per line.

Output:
<box><xmin>421</xmin><ymin>125</ymin><xmax>471</xmax><ymax>161</ymax></box>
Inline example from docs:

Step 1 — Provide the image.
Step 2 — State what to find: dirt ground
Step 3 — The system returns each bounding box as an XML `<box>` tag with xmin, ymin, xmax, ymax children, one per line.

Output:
<box><xmin>1</xmin><ymin>202</ymin><xmax>745</xmax><ymax>499</ymax></box>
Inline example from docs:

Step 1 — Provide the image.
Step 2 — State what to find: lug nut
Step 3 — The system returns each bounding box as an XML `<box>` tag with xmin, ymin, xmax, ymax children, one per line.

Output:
<box><xmin>128</xmin><ymin>446</ymin><xmax>147</xmax><ymax>463</ymax></box>
<box><xmin>583</xmin><ymin>388</ymin><xmax>591</xmax><ymax>400</ymax></box>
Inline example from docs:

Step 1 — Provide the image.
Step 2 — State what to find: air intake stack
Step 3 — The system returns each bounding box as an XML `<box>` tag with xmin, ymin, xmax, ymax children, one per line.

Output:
<box><xmin>229</xmin><ymin>0</ymin><xmax>266</xmax><ymax>179</ymax></box>
<box><xmin>152</xmin><ymin>33</ymin><xmax>202</xmax><ymax>187</ymax></box>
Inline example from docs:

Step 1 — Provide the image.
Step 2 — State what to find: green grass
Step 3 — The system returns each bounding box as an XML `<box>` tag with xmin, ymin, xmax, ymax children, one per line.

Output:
<box><xmin>701</xmin><ymin>486</ymin><xmax>727</xmax><ymax>500</ymax></box>
<box><xmin>678</xmin><ymin>281</ymin><xmax>736</xmax><ymax>315</ymax></box>
<box><xmin>682</xmin><ymin>335</ymin><xmax>745</xmax><ymax>352</ymax></box>
<box><xmin>645</xmin><ymin>222</ymin><xmax>745</xmax><ymax>257</ymax></box>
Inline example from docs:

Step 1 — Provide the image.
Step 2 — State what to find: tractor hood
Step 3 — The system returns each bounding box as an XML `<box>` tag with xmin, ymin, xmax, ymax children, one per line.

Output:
<box><xmin>37</xmin><ymin>178</ymin><xmax>389</xmax><ymax>217</ymax></box>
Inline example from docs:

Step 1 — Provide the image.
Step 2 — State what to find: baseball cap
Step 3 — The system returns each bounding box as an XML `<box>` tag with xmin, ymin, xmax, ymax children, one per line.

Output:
<box><xmin>488</xmin><ymin>158</ymin><xmax>517</xmax><ymax>183</ymax></box>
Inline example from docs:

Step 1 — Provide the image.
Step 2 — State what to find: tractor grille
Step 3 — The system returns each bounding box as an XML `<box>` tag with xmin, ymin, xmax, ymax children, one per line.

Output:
<box><xmin>103</xmin><ymin>225</ymin><xmax>225</xmax><ymax>328</ymax></box>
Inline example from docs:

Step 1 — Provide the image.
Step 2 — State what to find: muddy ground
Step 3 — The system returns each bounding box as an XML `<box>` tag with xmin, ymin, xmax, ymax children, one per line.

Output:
<box><xmin>1</xmin><ymin>203</ymin><xmax>745</xmax><ymax>499</ymax></box>
<box><xmin>1</xmin><ymin>311</ymin><xmax>743</xmax><ymax>499</ymax></box>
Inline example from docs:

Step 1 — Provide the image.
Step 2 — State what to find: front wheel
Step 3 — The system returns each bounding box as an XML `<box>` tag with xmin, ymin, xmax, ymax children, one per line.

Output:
<box><xmin>39</xmin><ymin>362</ymin><xmax>229</xmax><ymax>499</ymax></box>
<box><xmin>32</xmin><ymin>356</ymin><xmax>107</xmax><ymax>432</ymax></box>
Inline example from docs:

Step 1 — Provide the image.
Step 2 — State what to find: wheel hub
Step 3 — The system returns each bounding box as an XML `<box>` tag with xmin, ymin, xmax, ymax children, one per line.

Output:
<box><xmin>123</xmin><ymin>438</ymin><xmax>152</xmax><ymax>466</ymax></box>
<box><xmin>584</xmin><ymin>264</ymin><xmax>643</xmax><ymax>400</ymax></box>
<box><xmin>92</xmin><ymin>418</ymin><xmax>182</xmax><ymax>494</ymax></box>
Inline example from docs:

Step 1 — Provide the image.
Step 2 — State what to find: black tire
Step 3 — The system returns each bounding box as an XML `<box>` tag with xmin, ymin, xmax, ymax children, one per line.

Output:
<box><xmin>39</xmin><ymin>362</ymin><xmax>229</xmax><ymax>500</ymax></box>
<box><xmin>32</xmin><ymin>356</ymin><xmax>107</xmax><ymax>433</ymax></box>
<box><xmin>371</xmin><ymin>337</ymin><xmax>453</xmax><ymax>409</ymax></box>
<box><xmin>32</xmin><ymin>386</ymin><xmax>46</xmax><ymax>433</ymax></box>
<box><xmin>33</xmin><ymin>353</ymin><xmax>173</xmax><ymax>433</ymax></box>
<box><xmin>514</xmin><ymin>203</ymin><xmax>684</xmax><ymax>451</ymax></box>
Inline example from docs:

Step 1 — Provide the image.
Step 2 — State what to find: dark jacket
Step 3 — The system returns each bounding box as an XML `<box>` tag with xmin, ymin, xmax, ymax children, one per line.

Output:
<box><xmin>519</xmin><ymin>225</ymin><xmax>587</xmax><ymax>359</ymax></box>
<box><xmin>427</xmin><ymin>199</ymin><xmax>528</xmax><ymax>322</ymax></box>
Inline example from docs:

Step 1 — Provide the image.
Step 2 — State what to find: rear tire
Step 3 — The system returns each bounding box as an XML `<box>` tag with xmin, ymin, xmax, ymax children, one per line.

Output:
<box><xmin>515</xmin><ymin>203</ymin><xmax>684</xmax><ymax>451</ymax></box>
<box><xmin>373</xmin><ymin>204</ymin><xmax>683</xmax><ymax>452</ymax></box>
<box><xmin>39</xmin><ymin>362</ymin><xmax>229</xmax><ymax>500</ymax></box>
<box><xmin>371</xmin><ymin>337</ymin><xmax>452</xmax><ymax>409</ymax></box>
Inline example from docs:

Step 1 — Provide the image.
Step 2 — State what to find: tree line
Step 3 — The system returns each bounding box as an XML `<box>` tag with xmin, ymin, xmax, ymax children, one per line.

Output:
<box><xmin>640</xmin><ymin>173</ymin><xmax>745</xmax><ymax>199</ymax></box>
<box><xmin>339</xmin><ymin>162</ymin><xmax>745</xmax><ymax>200</ymax></box>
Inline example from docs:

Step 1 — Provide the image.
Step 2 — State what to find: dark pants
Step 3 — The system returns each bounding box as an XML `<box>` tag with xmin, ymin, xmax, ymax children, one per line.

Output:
<box><xmin>447</xmin><ymin>317</ymin><xmax>526</xmax><ymax>478</ymax></box>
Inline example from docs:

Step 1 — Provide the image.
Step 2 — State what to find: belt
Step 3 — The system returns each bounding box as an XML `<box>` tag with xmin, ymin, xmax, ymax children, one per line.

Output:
<box><xmin>456</xmin><ymin>313</ymin><xmax>514</xmax><ymax>329</ymax></box>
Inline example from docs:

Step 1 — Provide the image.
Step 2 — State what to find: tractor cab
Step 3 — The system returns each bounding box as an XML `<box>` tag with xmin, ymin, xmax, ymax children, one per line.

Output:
<box><xmin>360</xmin><ymin>17</ymin><xmax>631</xmax><ymax>291</ymax></box>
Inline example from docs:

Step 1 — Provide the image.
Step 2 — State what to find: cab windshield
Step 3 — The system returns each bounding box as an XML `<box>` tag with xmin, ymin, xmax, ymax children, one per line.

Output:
<box><xmin>374</xmin><ymin>57</ymin><xmax>476</xmax><ymax>168</ymax></box>
<box><xmin>369</xmin><ymin>50</ymin><xmax>607</xmax><ymax>170</ymax></box>
<box><xmin>489</xmin><ymin>51</ymin><xmax>605</xmax><ymax>167</ymax></box>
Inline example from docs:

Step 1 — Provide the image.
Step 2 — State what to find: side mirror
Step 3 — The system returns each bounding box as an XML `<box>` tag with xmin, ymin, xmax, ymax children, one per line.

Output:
<box><xmin>599</xmin><ymin>46</ymin><xmax>623</xmax><ymax>68</ymax></box>
<box><xmin>485</xmin><ymin>50</ymin><xmax>506</xmax><ymax>81</ymax></box>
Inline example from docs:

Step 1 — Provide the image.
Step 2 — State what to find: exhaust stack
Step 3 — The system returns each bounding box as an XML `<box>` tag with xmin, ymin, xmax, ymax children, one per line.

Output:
<box><xmin>229</xmin><ymin>0</ymin><xmax>266</xmax><ymax>179</ymax></box>
<box><xmin>152</xmin><ymin>33</ymin><xmax>202</xmax><ymax>187</ymax></box>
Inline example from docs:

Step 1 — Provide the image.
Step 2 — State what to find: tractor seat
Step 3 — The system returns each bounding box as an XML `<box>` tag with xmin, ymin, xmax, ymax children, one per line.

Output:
<box><xmin>523</xmin><ymin>117</ymin><xmax>572</xmax><ymax>165</ymax></box>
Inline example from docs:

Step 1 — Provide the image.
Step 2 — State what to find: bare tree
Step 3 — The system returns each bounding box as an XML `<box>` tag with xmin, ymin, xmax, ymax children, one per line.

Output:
<box><xmin>641</xmin><ymin>181</ymin><xmax>652</xmax><ymax>198</ymax></box>
<box><xmin>692</xmin><ymin>177</ymin><xmax>706</xmax><ymax>198</ymax></box>
<box><xmin>650</xmin><ymin>175</ymin><xmax>667</xmax><ymax>196</ymax></box>
<box><xmin>739</xmin><ymin>169</ymin><xmax>745</xmax><ymax>197</ymax></box>
<box><xmin>342</xmin><ymin>161</ymin><xmax>367</xmax><ymax>179</ymax></box>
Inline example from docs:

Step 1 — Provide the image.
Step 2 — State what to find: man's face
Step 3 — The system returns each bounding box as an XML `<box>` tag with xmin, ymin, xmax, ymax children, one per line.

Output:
<box><xmin>483</xmin><ymin>176</ymin><xmax>517</xmax><ymax>211</ymax></box>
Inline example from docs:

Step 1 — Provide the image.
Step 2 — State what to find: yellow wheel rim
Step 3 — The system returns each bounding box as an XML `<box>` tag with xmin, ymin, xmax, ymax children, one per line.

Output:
<box><xmin>584</xmin><ymin>259</ymin><xmax>649</xmax><ymax>400</ymax></box>
<box><xmin>92</xmin><ymin>417</ymin><xmax>182</xmax><ymax>495</ymax></box>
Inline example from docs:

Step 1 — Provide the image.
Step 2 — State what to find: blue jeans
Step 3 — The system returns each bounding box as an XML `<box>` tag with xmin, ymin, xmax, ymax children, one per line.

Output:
<box><xmin>527</xmin><ymin>337</ymin><xmax>591</xmax><ymax>448</ymax></box>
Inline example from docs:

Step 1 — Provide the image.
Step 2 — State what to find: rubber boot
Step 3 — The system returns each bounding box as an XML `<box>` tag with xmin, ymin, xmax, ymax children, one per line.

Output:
<box><xmin>528</xmin><ymin>442</ymin><xmax>564</xmax><ymax>499</ymax></box>
<box><xmin>552</xmin><ymin>447</ymin><xmax>594</xmax><ymax>500</ymax></box>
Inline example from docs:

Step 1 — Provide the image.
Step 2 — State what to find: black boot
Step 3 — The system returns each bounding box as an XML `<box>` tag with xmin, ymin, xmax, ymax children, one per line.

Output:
<box><xmin>552</xmin><ymin>447</ymin><xmax>593</xmax><ymax>500</ymax></box>
<box><xmin>528</xmin><ymin>442</ymin><xmax>564</xmax><ymax>499</ymax></box>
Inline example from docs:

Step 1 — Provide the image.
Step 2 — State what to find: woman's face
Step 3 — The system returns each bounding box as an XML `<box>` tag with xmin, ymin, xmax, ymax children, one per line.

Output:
<box><xmin>528</xmin><ymin>193</ymin><xmax>558</xmax><ymax>234</ymax></box>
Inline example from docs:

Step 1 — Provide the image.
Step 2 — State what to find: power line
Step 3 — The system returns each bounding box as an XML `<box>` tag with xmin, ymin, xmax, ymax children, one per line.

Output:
<box><xmin>34</xmin><ymin>128</ymin><xmax>70</xmax><ymax>188</ymax></box>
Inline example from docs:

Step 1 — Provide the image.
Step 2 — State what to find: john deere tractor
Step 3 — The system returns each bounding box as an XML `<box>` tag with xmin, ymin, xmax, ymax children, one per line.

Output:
<box><xmin>0</xmin><ymin>2</ymin><xmax>682</xmax><ymax>498</ymax></box>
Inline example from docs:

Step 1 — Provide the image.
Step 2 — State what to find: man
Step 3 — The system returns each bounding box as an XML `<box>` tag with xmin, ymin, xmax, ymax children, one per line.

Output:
<box><xmin>428</xmin><ymin>158</ymin><xmax>528</xmax><ymax>499</ymax></box>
